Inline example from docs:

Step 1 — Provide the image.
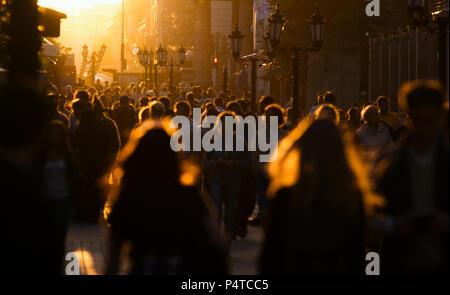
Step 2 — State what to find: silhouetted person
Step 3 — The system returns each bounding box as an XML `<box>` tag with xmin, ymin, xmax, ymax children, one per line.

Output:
<box><xmin>261</xmin><ymin>119</ymin><xmax>365</xmax><ymax>274</ymax></box>
<box><xmin>46</xmin><ymin>93</ymin><xmax>69</xmax><ymax>127</ymax></box>
<box><xmin>37</xmin><ymin>120</ymin><xmax>80</xmax><ymax>273</ymax></box>
<box><xmin>214</xmin><ymin>97</ymin><xmax>225</xmax><ymax>112</ymax></box>
<box><xmin>106</xmin><ymin>122</ymin><xmax>228</xmax><ymax>274</ymax></box>
<box><xmin>284</xmin><ymin>106</ymin><xmax>297</xmax><ymax>131</ymax></box>
<box><xmin>204</xmin><ymin>112</ymin><xmax>250</xmax><ymax>239</ymax></box>
<box><xmin>174</xmin><ymin>100</ymin><xmax>192</xmax><ymax>118</ymax></box>
<box><xmin>259</xmin><ymin>95</ymin><xmax>275</xmax><ymax>115</ymax></box>
<box><xmin>139</xmin><ymin>96</ymin><xmax>150</xmax><ymax>108</ymax></box>
<box><xmin>93</xmin><ymin>98</ymin><xmax>121</xmax><ymax>168</ymax></box>
<box><xmin>376</xmin><ymin>96</ymin><xmax>402</xmax><ymax>132</ymax></box>
<box><xmin>309</xmin><ymin>93</ymin><xmax>325</xmax><ymax>115</ymax></box>
<box><xmin>356</xmin><ymin>105</ymin><xmax>392</xmax><ymax>157</ymax></box>
<box><xmin>345</xmin><ymin>106</ymin><xmax>361</xmax><ymax>132</ymax></box>
<box><xmin>73</xmin><ymin>105</ymin><xmax>110</xmax><ymax>223</ymax></box>
<box><xmin>158</xmin><ymin>96</ymin><xmax>174</xmax><ymax>117</ymax></box>
<box><xmin>111</xmin><ymin>95</ymin><xmax>138</xmax><ymax>145</ymax></box>
<box><xmin>150</xmin><ymin>100</ymin><xmax>166</xmax><ymax>120</ymax></box>
<box><xmin>323</xmin><ymin>91</ymin><xmax>337</xmax><ymax>105</ymax></box>
<box><xmin>374</xmin><ymin>80</ymin><xmax>449</xmax><ymax>274</ymax></box>
<box><xmin>0</xmin><ymin>87</ymin><xmax>63</xmax><ymax>274</ymax></box>
<box><xmin>225</xmin><ymin>100</ymin><xmax>243</xmax><ymax>116</ymax></box>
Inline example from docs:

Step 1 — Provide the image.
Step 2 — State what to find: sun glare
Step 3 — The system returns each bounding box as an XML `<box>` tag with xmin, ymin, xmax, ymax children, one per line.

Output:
<box><xmin>38</xmin><ymin>0</ymin><xmax>122</xmax><ymax>15</ymax></box>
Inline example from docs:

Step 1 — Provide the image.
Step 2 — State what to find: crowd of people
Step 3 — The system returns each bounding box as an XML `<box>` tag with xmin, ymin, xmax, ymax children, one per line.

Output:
<box><xmin>1</xmin><ymin>78</ymin><xmax>448</xmax><ymax>275</ymax></box>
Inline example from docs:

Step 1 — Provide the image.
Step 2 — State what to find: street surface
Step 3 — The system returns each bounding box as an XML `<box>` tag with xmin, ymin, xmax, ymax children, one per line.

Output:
<box><xmin>65</xmin><ymin>222</ymin><xmax>263</xmax><ymax>275</ymax></box>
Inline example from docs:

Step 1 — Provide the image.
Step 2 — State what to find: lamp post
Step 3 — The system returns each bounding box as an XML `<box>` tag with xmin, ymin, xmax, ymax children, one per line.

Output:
<box><xmin>155</xmin><ymin>44</ymin><xmax>168</xmax><ymax>95</ymax></box>
<box><xmin>137</xmin><ymin>48</ymin><xmax>155</xmax><ymax>89</ymax></box>
<box><xmin>230</xmin><ymin>23</ymin><xmax>245</xmax><ymax>60</ymax></box>
<box><xmin>268</xmin><ymin>2</ymin><xmax>286</xmax><ymax>52</ymax></box>
<box><xmin>268</xmin><ymin>2</ymin><xmax>326</xmax><ymax>124</ymax></box>
<box><xmin>405</xmin><ymin>0</ymin><xmax>448</xmax><ymax>92</ymax></box>
<box><xmin>137</xmin><ymin>47</ymin><xmax>149</xmax><ymax>88</ymax></box>
<box><xmin>223</xmin><ymin>66</ymin><xmax>228</xmax><ymax>93</ymax></box>
<box><xmin>167</xmin><ymin>45</ymin><xmax>186</xmax><ymax>91</ymax></box>
<box><xmin>399</xmin><ymin>27</ymin><xmax>409</xmax><ymax>90</ymax></box>
<box><xmin>229</xmin><ymin>23</ymin><xmax>270</xmax><ymax>113</ymax></box>
<box><xmin>406</xmin><ymin>0</ymin><xmax>427</xmax><ymax>80</ymax></box>
<box><xmin>147</xmin><ymin>49</ymin><xmax>154</xmax><ymax>89</ymax></box>
<box><xmin>155</xmin><ymin>45</ymin><xmax>186</xmax><ymax>93</ymax></box>
<box><xmin>431</xmin><ymin>1</ymin><xmax>449</xmax><ymax>93</ymax></box>
<box><xmin>407</xmin><ymin>0</ymin><xmax>428</xmax><ymax>27</ymax></box>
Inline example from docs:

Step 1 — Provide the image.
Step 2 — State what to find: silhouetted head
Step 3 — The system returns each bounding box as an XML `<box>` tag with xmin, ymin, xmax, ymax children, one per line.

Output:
<box><xmin>119</xmin><ymin>95</ymin><xmax>130</xmax><ymax>106</ymax></box>
<box><xmin>398</xmin><ymin>80</ymin><xmax>445</xmax><ymax>146</ymax></box>
<box><xmin>376</xmin><ymin>96</ymin><xmax>390</xmax><ymax>115</ymax></box>
<box><xmin>92</xmin><ymin>97</ymin><xmax>105</xmax><ymax>115</ymax></box>
<box><xmin>158</xmin><ymin>96</ymin><xmax>171</xmax><ymax>112</ymax></box>
<box><xmin>267</xmin><ymin>119</ymin><xmax>358</xmax><ymax>209</ymax></box>
<box><xmin>226</xmin><ymin>100</ymin><xmax>242</xmax><ymax>116</ymax></box>
<box><xmin>259</xmin><ymin>95</ymin><xmax>275</xmax><ymax>114</ymax></box>
<box><xmin>323</xmin><ymin>91</ymin><xmax>336</xmax><ymax>105</ymax></box>
<box><xmin>149</xmin><ymin>101</ymin><xmax>166</xmax><ymax>120</ymax></box>
<box><xmin>214</xmin><ymin>97</ymin><xmax>224</xmax><ymax>108</ymax></box>
<box><xmin>361</xmin><ymin>105</ymin><xmax>380</xmax><ymax>129</ymax></box>
<box><xmin>174</xmin><ymin>101</ymin><xmax>191</xmax><ymax>117</ymax></box>
<box><xmin>139</xmin><ymin>96</ymin><xmax>150</xmax><ymax>108</ymax></box>
<box><xmin>217</xmin><ymin>111</ymin><xmax>238</xmax><ymax>140</ymax></box>
<box><xmin>237</xmin><ymin>98</ymin><xmax>249</xmax><ymax>114</ymax></box>
<box><xmin>139</xmin><ymin>106</ymin><xmax>150</xmax><ymax>123</ymax></box>
<box><xmin>75</xmin><ymin>90</ymin><xmax>90</xmax><ymax>102</ymax></box>
<box><xmin>186</xmin><ymin>92</ymin><xmax>195</xmax><ymax>104</ymax></box>
<box><xmin>118</xmin><ymin>121</ymin><xmax>179</xmax><ymax>189</ymax></box>
<box><xmin>315</xmin><ymin>104</ymin><xmax>339</xmax><ymax>124</ymax></box>
<box><xmin>207</xmin><ymin>87</ymin><xmax>215</xmax><ymax>98</ymax></box>
<box><xmin>265</xmin><ymin>104</ymin><xmax>285</xmax><ymax>128</ymax></box>
<box><xmin>347</xmin><ymin>106</ymin><xmax>360</xmax><ymax>124</ymax></box>
<box><xmin>71</xmin><ymin>99</ymin><xmax>91</xmax><ymax>119</ymax></box>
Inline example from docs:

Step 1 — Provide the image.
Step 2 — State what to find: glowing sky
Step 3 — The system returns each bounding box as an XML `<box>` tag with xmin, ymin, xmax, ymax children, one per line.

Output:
<box><xmin>37</xmin><ymin>0</ymin><xmax>123</xmax><ymax>70</ymax></box>
<box><xmin>38</xmin><ymin>0</ymin><xmax>122</xmax><ymax>15</ymax></box>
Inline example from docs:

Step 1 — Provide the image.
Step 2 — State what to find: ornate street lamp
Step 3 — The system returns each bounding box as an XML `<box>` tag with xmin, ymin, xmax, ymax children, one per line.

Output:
<box><xmin>407</xmin><ymin>0</ymin><xmax>427</xmax><ymax>27</ymax></box>
<box><xmin>431</xmin><ymin>0</ymin><xmax>449</xmax><ymax>91</ymax></box>
<box><xmin>264</xmin><ymin>32</ymin><xmax>275</xmax><ymax>59</ymax></box>
<box><xmin>228</xmin><ymin>23</ymin><xmax>270</xmax><ymax>112</ymax></box>
<box><xmin>268</xmin><ymin>2</ymin><xmax>286</xmax><ymax>51</ymax></box>
<box><xmin>309</xmin><ymin>4</ymin><xmax>326</xmax><ymax>50</ymax></box>
<box><xmin>137</xmin><ymin>47</ymin><xmax>152</xmax><ymax>88</ymax></box>
<box><xmin>137</xmin><ymin>47</ymin><xmax>148</xmax><ymax>66</ymax></box>
<box><xmin>168</xmin><ymin>46</ymin><xmax>187</xmax><ymax>91</ymax></box>
<box><xmin>407</xmin><ymin>0</ymin><xmax>426</xmax><ymax>9</ymax></box>
<box><xmin>178</xmin><ymin>45</ymin><xmax>186</xmax><ymax>66</ymax></box>
<box><xmin>147</xmin><ymin>49</ymin><xmax>155</xmax><ymax>89</ymax></box>
<box><xmin>147</xmin><ymin>49</ymin><xmax>155</xmax><ymax>67</ymax></box>
<box><xmin>269</xmin><ymin>2</ymin><xmax>326</xmax><ymax>124</ymax></box>
<box><xmin>229</xmin><ymin>23</ymin><xmax>245</xmax><ymax>59</ymax></box>
<box><xmin>156</xmin><ymin>44</ymin><xmax>168</xmax><ymax>66</ymax></box>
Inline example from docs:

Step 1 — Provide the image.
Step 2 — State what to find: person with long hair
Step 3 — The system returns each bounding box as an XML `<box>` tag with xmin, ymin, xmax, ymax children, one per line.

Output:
<box><xmin>38</xmin><ymin>120</ymin><xmax>80</xmax><ymax>273</ymax></box>
<box><xmin>260</xmin><ymin>118</ymin><xmax>367</xmax><ymax>274</ymax></box>
<box><xmin>105</xmin><ymin>121</ymin><xmax>228</xmax><ymax>274</ymax></box>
